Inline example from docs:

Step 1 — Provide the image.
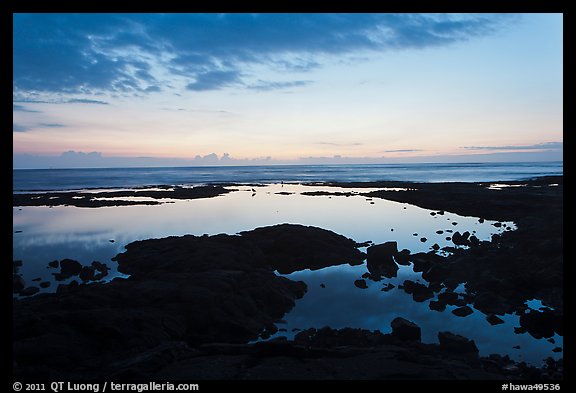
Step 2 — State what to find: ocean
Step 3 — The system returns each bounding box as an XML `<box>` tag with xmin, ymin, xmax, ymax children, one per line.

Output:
<box><xmin>12</xmin><ymin>161</ymin><xmax>563</xmax><ymax>191</ymax></box>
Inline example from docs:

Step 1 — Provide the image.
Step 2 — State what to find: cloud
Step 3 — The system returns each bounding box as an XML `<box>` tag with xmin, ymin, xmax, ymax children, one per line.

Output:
<box><xmin>13</xmin><ymin>104</ymin><xmax>40</xmax><ymax>112</ymax></box>
<box><xmin>186</xmin><ymin>70</ymin><xmax>241</xmax><ymax>91</ymax></box>
<box><xmin>13</xmin><ymin>13</ymin><xmax>515</xmax><ymax>96</ymax></box>
<box><xmin>13</xmin><ymin>124</ymin><xmax>30</xmax><ymax>132</ymax></box>
<box><xmin>66</xmin><ymin>98</ymin><xmax>110</xmax><ymax>105</ymax></box>
<box><xmin>248</xmin><ymin>80</ymin><xmax>313</xmax><ymax>91</ymax></box>
<box><xmin>383</xmin><ymin>149</ymin><xmax>422</xmax><ymax>153</ymax></box>
<box><xmin>39</xmin><ymin>123</ymin><xmax>66</xmax><ymax>128</ymax></box>
<box><xmin>315</xmin><ymin>141</ymin><xmax>363</xmax><ymax>146</ymax></box>
<box><xmin>463</xmin><ymin>142</ymin><xmax>563</xmax><ymax>151</ymax></box>
<box><xmin>14</xmin><ymin>98</ymin><xmax>110</xmax><ymax>105</ymax></box>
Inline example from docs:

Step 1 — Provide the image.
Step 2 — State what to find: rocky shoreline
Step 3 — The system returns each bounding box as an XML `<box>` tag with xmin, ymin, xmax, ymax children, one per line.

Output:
<box><xmin>12</xmin><ymin>176</ymin><xmax>563</xmax><ymax>380</ymax></box>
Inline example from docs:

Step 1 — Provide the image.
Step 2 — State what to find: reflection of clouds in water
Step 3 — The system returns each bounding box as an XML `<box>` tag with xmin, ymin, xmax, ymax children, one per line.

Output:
<box><xmin>277</xmin><ymin>262</ymin><xmax>562</xmax><ymax>366</ymax></box>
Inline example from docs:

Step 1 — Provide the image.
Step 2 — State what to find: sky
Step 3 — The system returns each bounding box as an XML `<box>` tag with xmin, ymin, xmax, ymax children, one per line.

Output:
<box><xmin>13</xmin><ymin>13</ymin><xmax>563</xmax><ymax>168</ymax></box>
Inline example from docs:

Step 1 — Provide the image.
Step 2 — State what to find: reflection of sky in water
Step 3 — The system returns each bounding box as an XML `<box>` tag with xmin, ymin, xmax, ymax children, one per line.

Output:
<box><xmin>13</xmin><ymin>184</ymin><xmax>559</xmax><ymax>366</ymax></box>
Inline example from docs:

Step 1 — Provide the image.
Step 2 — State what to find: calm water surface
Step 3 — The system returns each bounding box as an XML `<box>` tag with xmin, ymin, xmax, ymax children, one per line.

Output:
<box><xmin>12</xmin><ymin>183</ymin><xmax>562</xmax><ymax>366</ymax></box>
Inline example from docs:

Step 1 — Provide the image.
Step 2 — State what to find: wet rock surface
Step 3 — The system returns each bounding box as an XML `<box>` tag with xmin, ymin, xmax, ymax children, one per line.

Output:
<box><xmin>13</xmin><ymin>224</ymin><xmax>363</xmax><ymax>379</ymax></box>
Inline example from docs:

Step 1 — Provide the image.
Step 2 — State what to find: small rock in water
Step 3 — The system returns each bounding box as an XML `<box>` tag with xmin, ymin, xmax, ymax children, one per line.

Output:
<box><xmin>486</xmin><ymin>314</ymin><xmax>505</xmax><ymax>325</ymax></box>
<box><xmin>552</xmin><ymin>347</ymin><xmax>562</xmax><ymax>353</ymax></box>
<box><xmin>354</xmin><ymin>279</ymin><xmax>368</xmax><ymax>289</ymax></box>
<box><xmin>452</xmin><ymin>222</ymin><xmax>458</xmax><ymax>226</ymax></box>
<box><xmin>39</xmin><ymin>281</ymin><xmax>51</xmax><ymax>288</ymax></box>
<box><xmin>512</xmin><ymin>345</ymin><xmax>521</xmax><ymax>349</ymax></box>
<box><xmin>431</xmin><ymin>243</ymin><xmax>440</xmax><ymax>251</ymax></box>
<box><xmin>547</xmin><ymin>338</ymin><xmax>556</xmax><ymax>344</ymax></box>
<box><xmin>109</xmin><ymin>239</ymin><xmax>115</xmax><ymax>243</ymax></box>
<box><xmin>420</xmin><ymin>237</ymin><xmax>427</xmax><ymax>243</ymax></box>
<box><xmin>48</xmin><ymin>260</ymin><xmax>59</xmax><ymax>268</ymax></box>
<box><xmin>429</xmin><ymin>300</ymin><xmax>446</xmax><ymax>312</ymax></box>
<box><xmin>452</xmin><ymin>306</ymin><xmax>474</xmax><ymax>317</ymax></box>
<box><xmin>320</xmin><ymin>283</ymin><xmax>325</xmax><ymax>288</ymax></box>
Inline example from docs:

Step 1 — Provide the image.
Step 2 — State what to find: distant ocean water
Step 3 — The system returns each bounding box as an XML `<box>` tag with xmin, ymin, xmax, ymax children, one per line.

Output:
<box><xmin>13</xmin><ymin>162</ymin><xmax>563</xmax><ymax>191</ymax></box>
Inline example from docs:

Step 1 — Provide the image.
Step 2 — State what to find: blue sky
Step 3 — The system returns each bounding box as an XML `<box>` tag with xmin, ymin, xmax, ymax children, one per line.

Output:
<box><xmin>13</xmin><ymin>13</ymin><xmax>563</xmax><ymax>168</ymax></box>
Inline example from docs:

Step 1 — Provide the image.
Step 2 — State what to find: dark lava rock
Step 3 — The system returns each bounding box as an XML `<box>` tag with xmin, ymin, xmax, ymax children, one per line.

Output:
<box><xmin>240</xmin><ymin>224</ymin><xmax>366</xmax><ymax>274</ymax></box>
<box><xmin>91</xmin><ymin>261</ymin><xmax>109</xmax><ymax>272</ymax></box>
<box><xmin>39</xmin><ymin>282</ymin><xmax>51</xmax><ymax>289</ymax></box>
<box><xmin>478</xmin><ymin>218</ymin><xmax>485</xmax><ymax>223</ymax></box>
<box><xmin>420</xmin><ymin>237</ymin><xmax>427</xmax><ymax>243</ymax></box>
<box><xmin>403</xmin><ymin>280</ymin><xmax>435</xmax><ymax>302</ymax></box>
<box><xmin>366</xmin><ymin>241</ymin><xmax>399</xmax><ymax>279</ymax></box>
<box><xmin>79</xmin><ymin>266</ymin><xmax>96</xmax><ymax>282</ymax></box>
<box><xmin>20</xmin><ymin>286</ymin><xmax>40</xmax><ymax>297</ymax></box>
<box><xmin>436</xmin><ymin>230</ymin><xmax>444</xmax><ymax>234</ymax></box>
<box><xmin>473</xmin><ymin>292</ymin><xmax>509</xmax><ymax>316</ymax></box>
<box><xmin>109</xmin><ymin>239</ymin><xmax>115</xmax><ymax>243</ymax></box>
<box><xmin>431</xmin><ymin>243</ymin><xmax>440</xmax><ymax>251</ymax></box>
<box><xmin>493</xmin><ymin>222</ymin><xmax>502</xmax><ymax>227</ymax></box>
<box><xmin>320</xmin><ymin>283</ymin><xmax>325</xmax><ymax>288</ymax></box>
<box><xmin>469</xmin><ymin>235</ymin><xmax>480</xmax><ymax>247</ymax></box>
<box><xmin>390</xmin><ymin>317</ymin><xmax>421</xmax><ymax>342</ymax></box>
<box><xmin>58</xmin><ymin>259</ymin><xmax>82</xmax><ymax>278</ymax></box>
<box><xmin>381</xmin><ymin>283</ymin><xmax>395</xmax><ymax>292</ymax></box>
<box><xmin>56</xmin><ymin>280</ymin><xmax>79</xmax><ymax>294</ymax></box>
<box><xmin>13</xmin><ymin>275</ymin><xmax>25</xmax><ymax>293</ymax></box>
<box><xmin>48</xmin><ymin>260</ymin><xmax>59</xmax><ymax>268</ymax></box>
<box><xmin>452</xmin><ymin>306</ymin><xmax>474</xmax><ymax>317</ymax></box>
<box><xmin>438</xmin><ymin>291</ymin><xmax>459</xmax><ymax>305</ymax></box>
<box><xmin>486</xmin><ymin>314</ymin><xmax>505</xmax><ymax>325</ymax></box>
<box><xmin>14</xmin><ymin>224</ymin><xmax>377</xmax><ymax>378</ymax></box>
<box><xmin>429</xmin><ymin>300</ymin><xmax>446</xmax><ymax>312</ymax></box>
<box><xmin>354</xmin><ymin>279</ymin><xmax>368</xmax><ymax>289</ymax></box>
<box><xmin>547</xmin><ymin>338</ymin><xmax>555</xmax><ymax>344</ymax></box>
<box><xmin>395</xmin><ymin>249</ymin><xmax>411</xmax><ymax>265</ymax></box>
<box><xmin>438</xmin><ymin>332</ymin><xmax>479</xmax><ymax>355</ymax></box>
<box><xmin>513</xmin><ymin>345</ymin><xmax>521</xmax><ymax>349</ymax></box>
<box><xmin>552</xmin><ymin>347</ymin><xmax>562</xmax><ymax>353</ymax></box>
<box><xmin>452</xmin><ymin>222</ymin><xmax>458</xmax><ymax>226</ymax></box>
<box><xmin>413</xmin><ymin>233</ymin><xmax>418</xmax><ymax>236</ymax></box>
<box><xmin>452</xmin><ymin>231</ymin><xmax>471</xmax><ymax>246</ymax></box>
<box><xmin>294</xmin><ymin>327</ymin><xmax>389</xmax><ymax>348</ymax></box>
<box><xmin>519</xmin><ymin>309</ymin><xmax>562</xmax><ymax>339</ymax></box>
